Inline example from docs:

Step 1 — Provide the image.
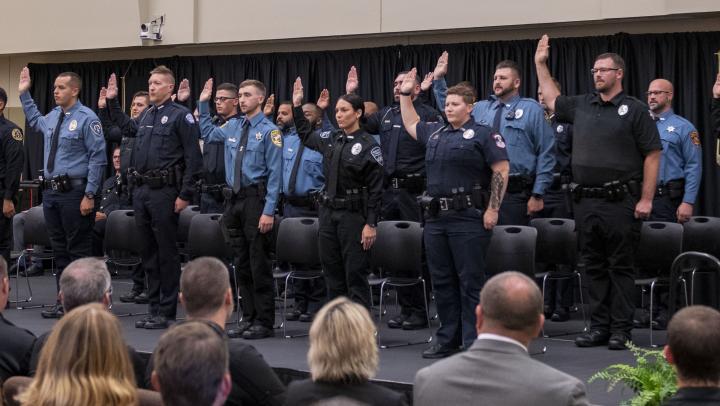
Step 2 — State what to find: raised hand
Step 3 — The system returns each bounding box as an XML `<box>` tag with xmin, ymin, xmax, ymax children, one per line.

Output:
<box><xmin>199</xmin><ymin>78</ymin><xmax>213</xmax><ymax>103</ymax></box>
<box><xmin>433</xmin><ymin>51</ymin><xmax>448</xmax><ymax>80</ymax></box>
<box><xmin>106</xmin><ymin>73</ymin><xmax>118</xmax><ymax>99</ymax></box>
<box><xmin>18</xmin><ymin>67</ymin><xmax>31</xmax><ymax>94</ymax></box>
<box><xmin>401</xmin><ymin>68</ymin><xmax>418</xmax><ymax>95</ymax></box>
<box><xmin>420</xmin><ymin>72</ymin><xmax>434</xmax><ymax>92</ymax></box>
<box><xmin>98</xmin><ymin>87</ymin><xmax>108</xmax><ymax>109</ymax></box>
<box><xmin>177</xmin><ymin>78</ymin><xmax>191</xmax><ymax>102</ymax></box>
<box><xmin>263</xmin><ymin>94</ymin><xmax>276</xmax><ymax>116</ymax></box>
<box><xmin>317</xmin><ymin>89</ymin><xmax>330</xmax><ymax>110</ymax></box>
<box><xmin>292</xmin><ymin>77</ymin><xmax>304</xmax><ymax>107</ymax></box>
<box><xmin>713</xmin><ymin>73</ymin><xmax>720</xmax><ymax>98</ymax></box>
<box><xmin>346</xmin><ymin>66</ymin><xmax>359</xmax><ymax>94</ymax></box>
<box><xmin>535</xmin><ymin>34</ymin><xmax>550</xmax><ymax>65</ymax></box>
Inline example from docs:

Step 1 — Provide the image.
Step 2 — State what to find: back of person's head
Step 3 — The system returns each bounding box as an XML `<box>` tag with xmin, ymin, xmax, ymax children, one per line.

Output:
<box><xmin>152</xmin><ymin>321</ymin><xmax>231</xmax><ymax>406</ymax></box>
<box><xmin>666</xmin><ymin>305</ymin><xmax>720</xmax><ymax>384</ymax></box>
<box><xmin>308</xmin><ymin>297</ymin><xmax>378</xmax><ymax>383</ymax></box>
<box><xmin>17</xmin><ymin>303</ymin><xmax>137</xmax><ymax>406</ymax></box>
<box><xmin>59</xmin><ymin>257</ymin><xmax>111</xmax><ymax>312</ymax></box>
<box><xmin>180</xmin><ymin>257</ymin><xmax>231</xmax><ymax>318</ymax></box>
<box><xmin>0</xmin><ymin>86</ymin><xmax>8</xmax><ymax>107</ymax></box>
<box><xmin>479</xmin><ymin>271</ymin><xmax>544</xmax><ymax>337</ymax></box>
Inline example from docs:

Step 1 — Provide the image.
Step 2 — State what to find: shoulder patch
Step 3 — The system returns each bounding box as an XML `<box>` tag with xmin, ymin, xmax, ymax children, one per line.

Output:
<box><xmin>89</xmin><ymin>120</ymin><xmax>103</xmax><ymax>137</ymax></box>
<box><xmin>370</xmin><ymin>146</ymin><xmax>383</xmax><ymax>166</ymax></box>
<box><xmin>689</xmin><ymin>131</ymin><xmax>701</xmax><ymax>146</ymax></box>
<box><xmin>11</xmin><ymin>128</ymin><xmax>23</xmax><ymax>142</ymax></box>
<box><xmin>185</xmin><ymin>113</ymin><xmax>195</xmax><ymax>124</ymax></box>
<box><xmin>319</xmin><ymin>131</ymin><xmax>331</xmax><ymax>139</ymax></box>
<box><xmin>271</xmin><ymin>129</ymin><xmax>282</xmax><ymax>147</ymax></box>
<box><xmin>493</xmin><ymin>133</ymin><xmax>506</xmax><ymax>149</ymax></box>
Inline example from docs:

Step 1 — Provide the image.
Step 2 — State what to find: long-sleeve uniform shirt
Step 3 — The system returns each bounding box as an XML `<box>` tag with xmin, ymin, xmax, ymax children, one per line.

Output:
<box><xmin>281</xmin><ymin>127</ymin><xmax>324</xmax><ymax>197</ymax></box>
<box><xmin>653</xmin><ymin>109</ymin><xmax>702</xmax><ymax>204</ymax></box>
<box><xmin>0</xmin><ymin>116</ymin><xmax>25</xmax><ymax>200</ymax></box>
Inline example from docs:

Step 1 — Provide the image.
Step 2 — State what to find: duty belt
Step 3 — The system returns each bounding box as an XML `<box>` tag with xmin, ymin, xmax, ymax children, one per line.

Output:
<box><xmin>569</xmin><ymin>179</ymin><xmax>641</xmax><ymax>203</ymax></box>
<box><xmin>387</xmin><ymin>174</ymin><xmax>426</xmax><ymax>194</ymax></box>
<box><xmin>201</xmin><ymin>184</ymin><xmax>225</xmax><ymax>193</ymax></box>
<box><xmin>419</xmin><ymin>189</ymin><xmax>486</xmax><ymax>219</ymax></box>
<box><xmin>548</xmin><ymin>173</ymin><xmax>572</xmax><ymax>191</ymax></box>
<box><xmin>318</xmin><ymin>194</ymin><xmax>364</xmax><ymax>211</ymax></box>
<box><xmin>284</xmin><ymin>195</ymin><xmax>315</xmax><ymax>208</ymax></box>
<box><xmin>41</xmin><ymin>176</ymin><xmax>87</xmax><ymax>192</ymax></box>
<box><xmin>221</xmin><ymin>184</ymin><xmax>266</xmax><ymax>202</ymax></box>
<box><xmin>506</xmin><ymin>174</ymin><xmax>534</xmax><ymax>194</ymax></box>
<box><xmin>133</xmin><ymin>169</ymin><xmax>176</xmax><ymax>189</ymax></box>
<box><xmin>655</xmin><ymin>179</ymin><xmax>685</xmax><ymax>199</ymax></box>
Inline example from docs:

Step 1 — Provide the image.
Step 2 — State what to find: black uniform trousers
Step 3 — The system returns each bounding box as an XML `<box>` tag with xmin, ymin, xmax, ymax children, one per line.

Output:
<box><xmin>318</xmin><ymin>206</ymin><xmax>371</xmax><ymax>308</ymax></box>
<box><xmin>498</xmin><ymin>191</ymin><xmax>531</xmax><ymax>226</ymax></box>
<box><xmin>42</xmin><ymin>189</ymin><xmax>94</xmax><ymax>293</ymax></box>
<box><xmin>221</xmin><ymin>195</ymin><xmax>274</xmax><ymax>328</ymax></box>
<box><xmin>132</xmin><ymin>185</ymin><xmax>181</xmax><ymax>319</ymax></box>
<box><xmin>201</xmin><ymin>191</ymin><xmax>226</xmax><ymax>214</ymax></box>
<box><xmin>536</xmin><ymin>188</ymin><xmax>574</xmax><ymax>311</ymax></box>
<box><xmin>650</xmin><ymin>195</ymin><xmax>680</xmax><ymax>223</ymax></box>
<box><xmin>575</xmin><ymin>195</ymin><xmax>640</xmax><ymax>337</ymax></box>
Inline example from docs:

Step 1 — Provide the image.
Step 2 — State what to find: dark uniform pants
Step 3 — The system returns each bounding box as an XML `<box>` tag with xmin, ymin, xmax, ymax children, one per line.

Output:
<box><xmin>425</xmin><ymin>210</ymin><xmax>490</xmax><ymax>349</ymax></box>
<box><xmin>575</xmin><ymin>195</ymin><xmax>640</xmax><ymax>336</ymax></box>
<box><xmin>536</xmin><ymin>189</ymin><xmax>574</xmax><ymax>311</ymax></box>
<box><xmin>0</xmin><ymin>214</ymin><xmax>12</xmax><ymax>265</ymax></box>
<box><xmin>133</xmin><ymin>185</ymin><xmax>181</xmax><ymax>319</ymax></box>
<box><xmin>221</xmin><ymin>195</ymin><xmax>274</xmax><ymax>328</ymax></box>
<box><xmin>650</xmin><ymin>195</ymin><xmax>680</xmax><ymax>223</ymax></box>
<box><xmin>498</xmin><ymin>191</ymin><xmax>530</xmax><ymax>226</ymax></box>
<box><xmin>201</xmin><ymin>191</ymin><xmax>225</xmax><ymax>214</ymax></box>
<box><xmin>43</xmin><ymin>189</ymin><xmax>94</xmax><ymax>292</ymax></box>
<box><xmin>318</xmin><ymin>206</ymin><xmax>371</xmax><ymax>308</ymax></box>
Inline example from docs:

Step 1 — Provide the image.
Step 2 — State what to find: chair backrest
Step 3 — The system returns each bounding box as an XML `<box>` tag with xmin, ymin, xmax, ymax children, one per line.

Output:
<box><xmin>636</xmin><ymin>221</ymin><xmax>683</xmax><ymax>272</ymax></box>
<box><xmin>371</xmin><ymin>221</ymin><xmax>423</xmax><ymax>276</ymax></box>
<box><xmin>529</xmin><ymin>218</ymin><xmax>577</xmax><ymax>266</ymax></box>
<box><xmin>23</xmin><ymin>206</ymin><xmax>51</xmax><ymax>247</ymax></box>
<box><xmin>187</xmin><ymin>214</ymin><xmax>232</xmax><ymax>260</ymax></box>
<box><xmin>177</xmin><ymin>205</ymin><xmax>201</xmax><ymax>243</ymax></box>
<box><xmin>485</xmin><ymin>225</ymin><xmax>537</xmax><ymax>278</ymax></box>
<box><xmin>682</xmin><ymin>216</ymin><xmax>720</xmax><ymax>257</ymax></box>
<box><xmin>275</xmin><ymin>217</ymin><xmax>320</xmax><ymax>266</ymax></box>
<box><xmin>104</xmin><ymin>210</ymin><xmax>141</xmax><ymax>253</ymax></box>
<box><xmin>668</xmin><ymin>251</ymin><xmax>720</xmax><ymax>316</ymax></box>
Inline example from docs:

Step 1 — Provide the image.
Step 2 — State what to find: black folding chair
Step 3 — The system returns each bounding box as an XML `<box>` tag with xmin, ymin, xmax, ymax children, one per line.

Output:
<box><xmin>485</xmin><ymin>225</ymin><xmax>537</xmax><ymax>278</ymax></box>
<box><xmin>104</xmin><ymin>210</ymin><xmax>147</xmax><ymax>317</ymax></box>
<box><xmin>177</xmin><ymin>205</ymin><xmax>200</xmax><ymax>262</ymax></box>
<box><xmin>681</xmin><ymin>216</ymin><xmax>720</xmax><ymax>304</ymax></box>
<box><xmin>9</xmin><ymin>206</ymin><xmax>55</xmax><ymax>309</ymax></box>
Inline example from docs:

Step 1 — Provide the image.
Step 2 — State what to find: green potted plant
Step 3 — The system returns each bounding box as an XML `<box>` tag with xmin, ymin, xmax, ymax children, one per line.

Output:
<box><xmin>589</xmin><ymin>343</ymin><xmax>677</xmax><ymax>406</ymax></box>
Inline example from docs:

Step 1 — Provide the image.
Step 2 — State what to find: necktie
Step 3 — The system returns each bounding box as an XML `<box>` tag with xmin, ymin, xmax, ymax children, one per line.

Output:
<box><xmin>326</xmin><ymin>136</ymin><xmax>346</xmax><ymax>198</ymax></box>
<box><xmin>491</xmin><ymin>102</ymin><xmax>504</xmax><ymax>133</ymax></box>
<box><xmin>46</xmin><ymin>111</ymin><xmax>65</xmax><ymax>173</ymax></box>
<box><xmin>232</xmin><ymin>120</ymin><xmax>251</xmax><ymax>194</ymax></box>
<box><xmin>287</xmin><ymin>141</ymin><xmax>305</xmax><ymax>196</ymax></box>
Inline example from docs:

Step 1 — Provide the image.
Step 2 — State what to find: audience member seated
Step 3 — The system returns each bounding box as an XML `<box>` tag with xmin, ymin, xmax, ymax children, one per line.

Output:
<box><xmin>663</xmin><ymin>305</ymin><xmax>720</xmax><ymax>405</ymax></box>
<box><xmin>285</xmin><ymin>296</ymin><xmax>407</xmax><ymax>406</ymax></box>
<box><xmin>93</xmin><ymin>146</ymin><xmax>132</xmax><ymax>256</ymax></box>
<box><xmin>144</xmin><ymin>256</ymin><xmax>286</xmax><ymax>405</ymax></box>
<box><xmin>15</xmin><ymin>303</ymin><xmax>138</xmax><ymax>406</ymax></box>
<box><xmin>27</xmin><ymin>257</ymin><xmax>146</xmax><ymax>386</ymax></box>
<box><xmin>151</xmin><ymin>320</ymin><xmax>232</xmax><ymax>406</ymax></box>
<box><xmin>10</xmin><ymin>206</ymin><xmax>47</xmax><ymax>277</ymax></box>
<box><xmin>0</xmin><ymin>257</ymin><xmax>36</xmax><ymax>384</ymax></box>
<box><xmin>414</xmin><ymin>271</ymin><xmax>590</xmax><ymax>406</ymax></box>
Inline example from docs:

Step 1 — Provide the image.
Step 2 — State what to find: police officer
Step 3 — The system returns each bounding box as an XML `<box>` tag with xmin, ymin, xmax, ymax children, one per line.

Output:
<box><xmin>291</xmin><ymin>77</ymin><xmax>383</xmax><ymax>309</ymax></box>
<box><xmin>131</xmin><ymin>65</ymin><xmax>203</xmax><ymax>329</ymax></box>
<box><xmin>646</xmin><ymin>79</ymin><xmax>702</xmax><ymax>223</ymax></box>
<box><xmin>399</xmin><ymin>68</ymin><xmax>509</xmax><ymax>358</ymax></box>
<box><xmin>346</xmin><ymin>66</ymin><xmax>442</xmax><ymax>330</ymax></box>
<box><xmin>92</xmin><ymin>146</ymin><xmax>133</xmax><ymax>256</ymax></box>
<box><xmin>19</xmin><ymin>67</ymin><xmax>107</xmax><ymax>319</ymax></box>
<box><xmin>536</xmin><ymin>35</ymin><xmax>662</xmax><ymax>350</ymax></box>
<box><xmin>198</xmin><ymin>78</ymin><xmax>282</xmax><ymax>339</ymax></box>
<box><xmin>433</xmin><ymin>53</ymin><xmax>555</xmax><ymax>226</ymax></box>
<box><xmin>0</xmin><ymin>87</ymin><xmax>25</xmax><ymax>264</ymax></box>
<box><xmin>98</xmin><ymin>85</ymin><xmax>150</xmax><ymax>176</ymax></box>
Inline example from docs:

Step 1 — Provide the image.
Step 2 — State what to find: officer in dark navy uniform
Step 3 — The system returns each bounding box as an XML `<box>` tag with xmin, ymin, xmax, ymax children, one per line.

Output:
<box><xmin>400</xmin><ymin>68</ymin><xmax>510</xmax><ymax>358</ymax></box>
<box><xmin>536</xmin><ymin>35</ymin><xmax>662</xmax><ymax>350</ymax></box>
<box><xmin>130</xmin><ymin>65</ymin><xmax>203</xmax><ymax>330</ymax></box>
<box><xmin>0</xmin><ymin>87</ymin><xmax>25</xmax><ymax>264</ymax></box>
<box><xmin>292</xmin><ymin>77</ymin><xmax>383</xmax><ymax>309</ymax></box>
<box><xmin>346</xmin><ymin>66</ymin><xmax>442</xmax><ymax>330</ymax></box>
<box><xmin>198</xmin><ymin>78</ymin><xmax>283</xmax><ymax>339</ymax></box>
<box><xmin>19</xmin><ymin>68</ymin><xmax>107</xmax><ymax>319</ymax></box>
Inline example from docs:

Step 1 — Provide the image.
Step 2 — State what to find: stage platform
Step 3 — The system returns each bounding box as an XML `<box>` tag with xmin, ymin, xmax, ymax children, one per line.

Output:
<box><xmin>4</xmin><ymin>274</ymin><xmax>657</xmax><ymax>405</ymax></box>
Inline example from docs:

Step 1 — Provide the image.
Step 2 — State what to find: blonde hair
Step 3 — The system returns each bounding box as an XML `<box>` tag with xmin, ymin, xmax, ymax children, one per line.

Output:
<box><xmin>308</xmin><ymin>297</ymin><xmax>378</xmax><ymax>383</ymax></box>
<box><xmin>17</xmin><ymin>303</ymin><xmax>138</xmax><ymax>406</ymax></box>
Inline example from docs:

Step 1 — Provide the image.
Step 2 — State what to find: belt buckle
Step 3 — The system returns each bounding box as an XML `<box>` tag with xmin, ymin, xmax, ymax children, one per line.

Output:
<box><xmin>439</xmin><ymin>198</ymin><xmax>449</xmax><ymax>211</ymax></box>
<box><xmin>391</xmin><ymin>178</ymin><xmax>399</xmax><ymax>189</ymax></box>
<box><xmin>51</xmin><ymin>180</ymin><xmax>59</xmax><ymax>191</ymax></box>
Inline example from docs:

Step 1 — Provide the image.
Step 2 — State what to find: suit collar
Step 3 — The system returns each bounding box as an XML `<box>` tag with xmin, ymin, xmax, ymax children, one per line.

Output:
<box><xmin>469</xmin><ymin>337</ymin><xmax>530</xmax><ymax>356</ymax></box>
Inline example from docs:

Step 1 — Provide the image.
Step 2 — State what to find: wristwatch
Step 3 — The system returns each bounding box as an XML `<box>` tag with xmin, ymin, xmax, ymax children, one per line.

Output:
<box><xmin>531</xmin><ymin>193</ymin><xmax>543</xmax><ymax>200</ymax></box>
<box><xmin>85</xmin><ymin>192</ymin><xmax>95</xmax><ymax>200</ymax></box>
<box><xmin>399</xmin><ymin>91</ymin><xmax>412</xmax><ymax>96</ymax></box>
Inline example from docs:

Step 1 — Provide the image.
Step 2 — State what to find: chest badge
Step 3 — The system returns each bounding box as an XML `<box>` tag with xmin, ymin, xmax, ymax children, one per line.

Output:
<box><xmin>161</xmin><ymin>115</ymin><xmax>168</xmax><ymax>124</ymax></box>
<box><xmin>351</xmin><ymin>143</ymin><xmax>362</xmax><ymax>155</ymax></box>
<box><xmin>493</xmin><ymin>133</ymin><xmax>506</xmax><ymax>149</ymax></box>
<box><xmin>256</xmin><ymin>132</ymin><xmax>263</xmax><ymax>141</ymax></box>
<box><xmin>514</xmin><ymin>109</ymin><xmax>524</xmax><ymax>119</ymax></box>
<box><xmin>68</xmin><ymin>119</ymin><xmax>78</xmax><ymax>131</ymax></box>
<box><xmin>228</xmin><ymin>137</ymin><xmax>237</xmax><ymax>143</ymax></box>
<box><xmin>556</xmin><ymin>125</ymin><xmax>564</xmax><ymax>133</ymax></box>
<box><xmin>618</xmin><ymin>105</ymin><xmax>629</xmax><ymax>116</ymax></box>
<box><xmin>463</xmin><ymin>129</ymin><xmax>475</xmax><ymax>139</ymax></box>
<box><xmin>667</xmin><ymin>126</ymin><xmax>675</xmax><ymax>133</ymax></box>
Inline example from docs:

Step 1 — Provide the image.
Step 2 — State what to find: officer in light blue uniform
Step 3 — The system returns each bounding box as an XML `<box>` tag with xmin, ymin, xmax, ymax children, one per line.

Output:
<box><xmin>198</xmin><ymin>78</ymin><xmax>282</xmax><ymax>340</ymax></box>
<box><xmin>433</xmin><ymin>59</ymin><xmax>555</xmax><ymax>226</ymax></box>
<box><xmin>647</xmin><ymin>79</ymin><xmax>701</xmax><ymax>223</ymax></box>
<box><xmin>19</xmin><ymin>68</ymin><xmax>106</xmax><ymax>318</ymax></box>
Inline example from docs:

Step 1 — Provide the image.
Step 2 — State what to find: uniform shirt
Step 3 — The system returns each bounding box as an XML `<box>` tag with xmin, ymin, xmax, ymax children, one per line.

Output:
<box><xmin>198</xmin><ymin>101</ymin><xmax>283</xmax><ymax>216</ymax></box>
<box><xmin>203</xmin><ymin>114</ymin><xmax>238</xmax><ymax>185</ymax></box>
<box><xmin>433</xmin><ymin>78</ymin><xmax>555</xmax><ymax>195</ymax></box>
<box><xmin>293</xmin><ymin>106</ymin><xmax>384</xmax><ymax>226</ymax></box>
<box><xmin>20</xmin><ymin>92</ymin><xmax>107</xmax><ymax>194</ymax></box>
<box><xmin>0</xmin><ymin>115</ymin><xmax>25</xmax><ymax>199</ymax></box>
<box><xmin>98</xmin><ymin>173</ymin><xmax>131</xmax><ymax>214</ymax></box>
<box><xmin>0</xmin><ymin>313</ymin><xmax>36</xmax><ymax>382</ymax></box>
<box><xmin>548</xmin><ymin>114</ymin><xmax>573</xmax><ymax>177</ymax></box>
<box><xmin>653</xmin><ymin>109</ymin><xmax>702</xmax><ymax>204</ymax></box>
<box><xmin>132</xmin><ymin>98</ymin><xmax>203</xmax><ymax>202</ymax></box>
<box><xmin>555</xmin><ymin>92</ymin><xmax>661</xmax><ymax>186</ymax></box>
<box><xmin>415</xmin><ymin>119</ymin><xmax>508</xmax><ymax>197</ymax></box>
<box><xmin>104</xmin><ymin>97</ymin><xmax>139</xmax><ymax>174</ymax></box>
<box><xmin>281</xmin><ymin>127</ymin><xmax>324</xmax><ymax>197</ymax></box>
<box><xmin>364</xmin><ymin>100</ymin><xmax>442</xmax><ymax>177</ymax></box>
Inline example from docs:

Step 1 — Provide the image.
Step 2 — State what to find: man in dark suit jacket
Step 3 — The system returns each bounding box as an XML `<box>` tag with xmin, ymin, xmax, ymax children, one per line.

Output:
<box><xmin>0</xmin><ymin>257</ymin><xmax>36</xmax><ymax>383</ymax></box>
<box><xmin>663</xmin><ymin>306</ymin><xmax>720</xmax><ymax>405</ymax></box>
<box><xmin>414</xmin><ymin>271</ymin><xmax>590</xmax><ymax>406</ymax></box>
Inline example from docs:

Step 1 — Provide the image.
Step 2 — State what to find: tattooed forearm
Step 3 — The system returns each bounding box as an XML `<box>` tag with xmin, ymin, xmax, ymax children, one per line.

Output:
<box><xmin>489</xmin><ymin>171</ymin><xmax>504</xmax><ymax>210</ymax></box>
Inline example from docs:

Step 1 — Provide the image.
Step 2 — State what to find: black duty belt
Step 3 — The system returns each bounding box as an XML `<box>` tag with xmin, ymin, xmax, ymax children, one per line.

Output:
<box><xmin>133</xmin><ymin>169</ymin><xmax>177</xmax><ymax>189</ymax></box>
<box><xmin>201</xmin><ymin>184</ymin><xmax>225</xmax><ymax>193</ymax></box>
<box><xmin>569</xmin><ymin>179</ymin><xmax>641</xmax><ymax>203</ymax></box>
<box><xmin>318</xmin><ymin>194</ymin><xmax>364</xmax><ymax>211</ymax></box>
<box><xmin>41</xmin><ymin>176</ymin><xmax>87</xmax><ymax>192</ymax></box>
<box><xmin>387</xmin><ymin>174</ymin><xmax>426</xmax><ymax>194</ymax></box>
<box><xmin>222</xmin><ymin>184</ymin><xmax>265</xmax><ymax>200</ymax></box>
<box><xmin>506</xmin><ymin>174</ymin><xmax>534</xmax><ymax>194</ymax></box>
<box><xmin>284</xmin><ymin>195</ymin><xmax>315</xmax><ymax>208</ymax></box>
<box><xmin>548</xmin><ymin>173</ymin><xmax>572</xmax><ymax>191</ymax></box>
<box><xmin>419</xmin><ymin>190</ymin><xmax>486</xmax><ymax>219</ymax></box>
<box><xmin>655</xmin><ymin>179</ymin><xmax>685</xmax><ymax>199</ymax></box>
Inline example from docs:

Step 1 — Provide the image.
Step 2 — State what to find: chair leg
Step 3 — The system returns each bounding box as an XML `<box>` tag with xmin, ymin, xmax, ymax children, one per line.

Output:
<box><xmin>377</xmin><ymin>281</ymin><xmax>387</xmax><ymax>348</ymax></box>
<box><xmin>649</xmin><ymin>280</ymin><xmax>656</xmax><ymax>348</ymax></box>
<box><xmin>681</xmin><ymin>278</ymin><xmax>689</xmax><ymax>307</ymax></box>
<box><xmin>541</xmin><ymin>273</ymin><xmax>549</xmax><ymax>338</ymax></box>
<box><xmin>576</xmin><ymin>272</ymin><xmax>588</xmax><ymax>332</ymax></box>
<box><xmin>690</xmin><ymin>268</ymin><xmax>697</xmax><ymax>305</ymax></box>
<box><xmin>421</xmin><ymin>279</ymin><xmax>433</xmax><ymax>345</ymax></box>
<box><xmin>282</xmin><ymin>273</ymin><xmax>292</xmax><ymax>337</ymax></box>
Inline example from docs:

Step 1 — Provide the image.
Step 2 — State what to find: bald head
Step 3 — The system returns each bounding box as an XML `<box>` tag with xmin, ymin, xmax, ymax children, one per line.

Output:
<box><xmin>647</xmin><ymin>78</ymin><xmax>674</xmax><ymax>114</ymax></box>
<box><xmin>478</xmin><ymin>272</ymin><xmax>543</xmax><ymax>339</ymax></box>
<box><xmin>59</xmin><ymin>258</ymin><xmax>111</xmax><ymax>311</ymax></box>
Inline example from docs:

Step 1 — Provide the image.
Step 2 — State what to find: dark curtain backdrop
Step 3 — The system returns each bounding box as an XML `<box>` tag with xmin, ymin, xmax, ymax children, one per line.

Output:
<box><xmin>24</xmin><ymin>30</ymin><xmax>720</xmax><ymax>215</ymax></box>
